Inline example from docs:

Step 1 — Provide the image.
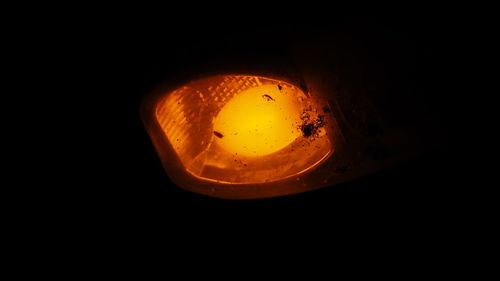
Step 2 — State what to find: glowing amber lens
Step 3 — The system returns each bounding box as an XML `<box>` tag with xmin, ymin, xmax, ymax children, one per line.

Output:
<box><xmin>154</xmin><ymin>75</ymin><xmax>333</xmax><ymax>184</ymax></box>
<box><xmin>214</xmin><ymin>84</ymin><xmax>302</xmax><ymax>156</ymax></box>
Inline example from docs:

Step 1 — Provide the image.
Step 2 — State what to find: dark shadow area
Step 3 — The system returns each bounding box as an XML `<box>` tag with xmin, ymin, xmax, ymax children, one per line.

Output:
<box><xmin>56</xmin><ymin>14</ymin><xmax>463</xmax><ymax>235</ymax></box>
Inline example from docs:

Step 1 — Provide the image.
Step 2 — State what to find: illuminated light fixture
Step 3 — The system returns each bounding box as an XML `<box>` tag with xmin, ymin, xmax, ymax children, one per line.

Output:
<box><xmin>141</xmin><ymin>75</ymin><xmax>335</xmax><ymax>199</ymax></box>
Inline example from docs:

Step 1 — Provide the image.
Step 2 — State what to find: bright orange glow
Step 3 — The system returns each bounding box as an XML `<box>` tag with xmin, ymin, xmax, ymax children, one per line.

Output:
<box><xmin>153</xmin><ymin>75</ymin><xmax>333</xmax><ymax>185</ymax></box>
<box><xmin>214</xmin><ymin>84</ymin><xmax>302</xmax><ymax>156</ymax></box>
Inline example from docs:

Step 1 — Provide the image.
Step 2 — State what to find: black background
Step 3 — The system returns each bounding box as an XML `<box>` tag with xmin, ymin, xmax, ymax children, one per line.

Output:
<box><xmin>44</xmin><ymin>11</ymin><xmax>466</xmax><ymax>241</ymax></box>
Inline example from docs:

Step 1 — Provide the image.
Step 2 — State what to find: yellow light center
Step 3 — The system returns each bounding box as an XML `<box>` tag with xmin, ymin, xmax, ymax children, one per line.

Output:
<box><xmin>213</xmin><ymin>84</ymin><xmax>302</xmax><ymax>156</ymax></box>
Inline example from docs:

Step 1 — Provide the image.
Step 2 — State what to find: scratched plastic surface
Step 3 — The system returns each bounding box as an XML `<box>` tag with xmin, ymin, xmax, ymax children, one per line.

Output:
<box><xmin>155</xmin><ymin>75</ymin><xmax>333</xmax><ymax>184</ymax></box>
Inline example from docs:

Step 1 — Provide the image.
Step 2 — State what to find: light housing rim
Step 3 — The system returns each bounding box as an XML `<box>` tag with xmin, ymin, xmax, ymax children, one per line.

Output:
<box><xmin>140</xmin><ymin>71</ymin><xmax>347</xmax><ymax>199</ymax></box>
